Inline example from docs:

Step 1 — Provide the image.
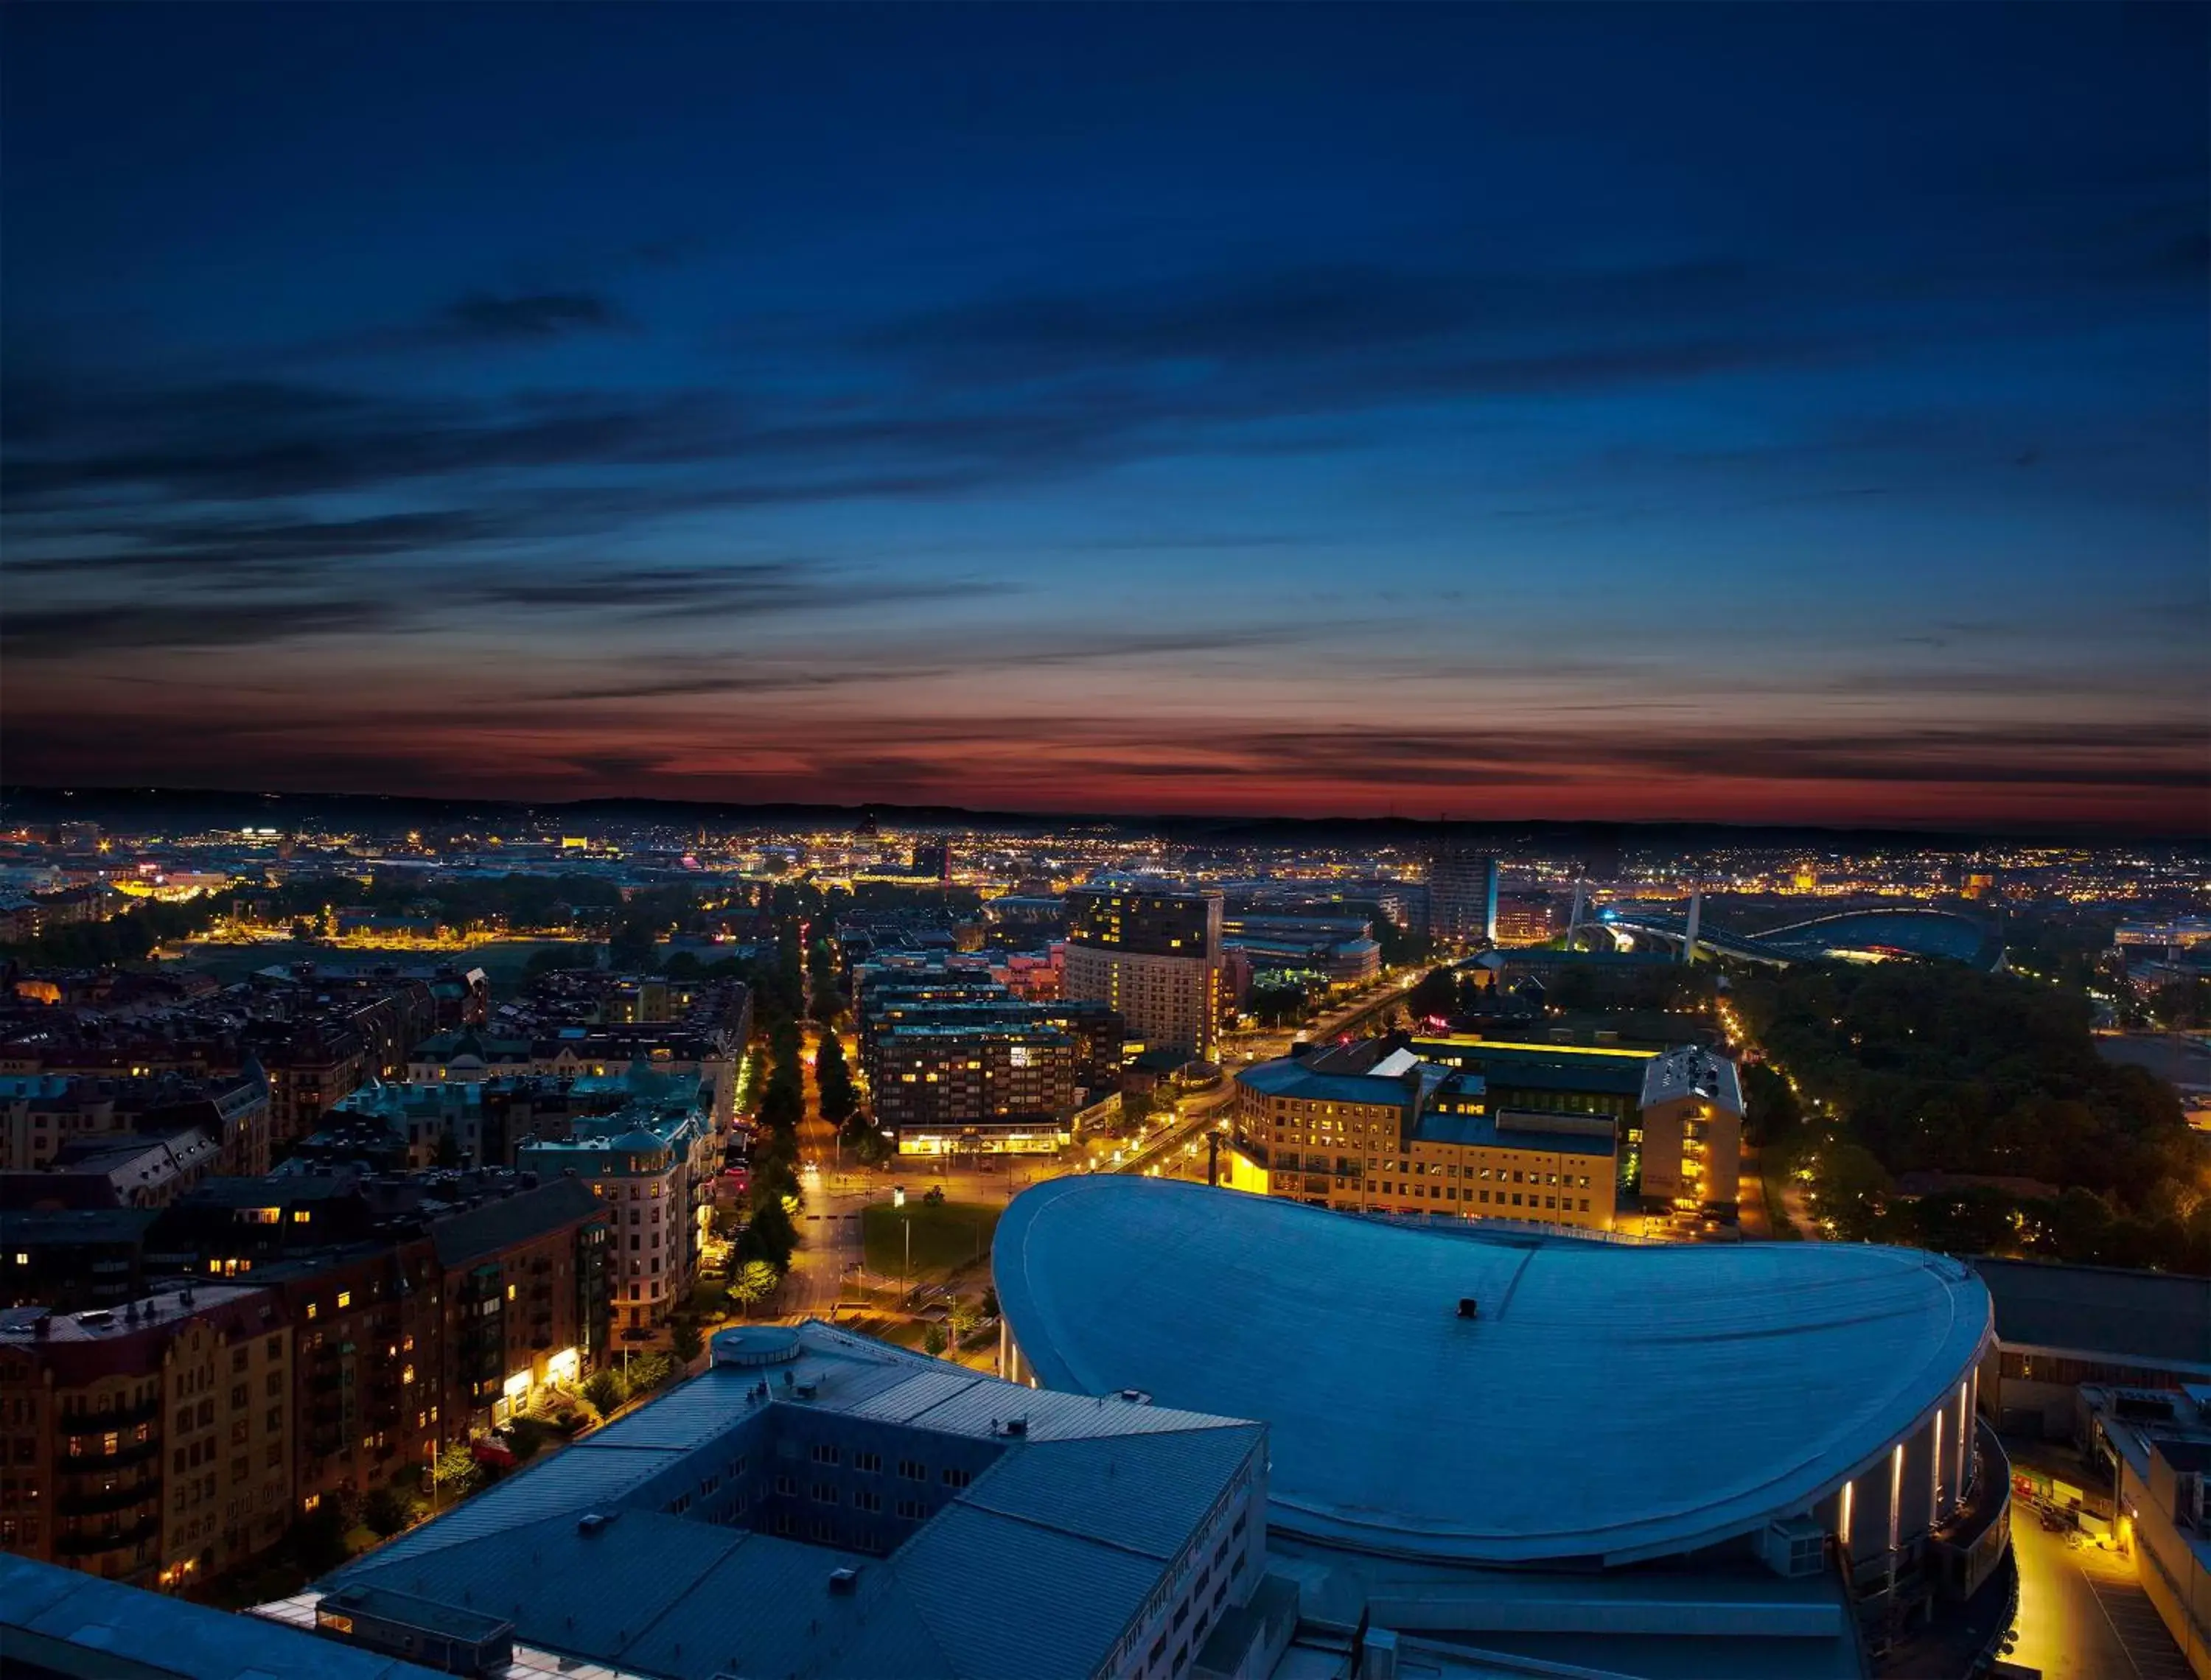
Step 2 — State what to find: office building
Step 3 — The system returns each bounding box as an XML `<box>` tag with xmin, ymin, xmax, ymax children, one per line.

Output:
<box><xmin>869</xmin><ymin>1021</ymin><xmax>1076</xmax><ymax>1156</ymax></box>
<box><xmin>1219</xmin><ymin>914</ymin><xmax>1380</xmax><ymax>990</ymax></box>
<box><xmin>248</xmin><ymin>1320</ymin><xmax>1273</xmax><ymax>1680</ymax></box>
<box><xmin>1063</xmin><ymin>883</ymin><xmax>1222</xmax><ymax>1063</ymax></box>
<box><xmin>1231</xmin><ymin>1050</ymin><xmax>1618</xmax><ymax>1231</ymax></box>
<box><xmin>999</xmin><ymin>1176</ymin><xmax>2014</xmax><ymax>1679</ymax></box>
<box><xmin>1427</xmin><ymin>847</ymin><xmax>1498</xmax><ymax>946</ymax></box>
<box><xmin>1228</xmin><ymin>1036</ymin><xmax>1742</xmax><ymax>1228</ymax></box>
<box><xmin>1492</xmin><ymin>890</ymin><xmax>1563</xmax><ymax>945</ymax></box>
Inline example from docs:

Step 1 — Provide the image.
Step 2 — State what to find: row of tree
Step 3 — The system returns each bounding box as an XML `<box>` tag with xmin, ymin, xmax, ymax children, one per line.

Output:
<box><xmin>1</xmin><ymin>888</ymin><xmax>237</xmax><ymax>967</ymax></box>
<box><xmin>1735</xmin><ymin>961</ymin><xmax>2208</xmax><ymax>1274</ymax></box>
<box><xmin>739</xmin><ymin>1013</ymin><xmax>808</xmax><ymax>1273</ymax></box>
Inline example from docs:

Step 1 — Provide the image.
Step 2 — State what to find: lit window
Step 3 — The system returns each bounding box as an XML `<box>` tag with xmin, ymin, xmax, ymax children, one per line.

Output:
<box><xmin>335</xmin><ymin>1291</ymin><xmax>351</xmax><ymax>1310</ymax></box>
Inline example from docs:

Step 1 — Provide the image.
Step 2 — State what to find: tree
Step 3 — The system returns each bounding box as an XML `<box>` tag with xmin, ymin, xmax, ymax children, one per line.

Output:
<box><xmin>581</xmin><ymin>1368</ymin><xmax>626</xmax><ymax>1418</ymax></box>
<box><xmin>430</xmin><ymin>1442</ymin><xmax>481</xmax><ymax>1505</ymax></box>
<box><xmin>947</xmin><ymin>1297</ymin><xmax>985</xmax><ymax>1345</ymax></box>
<box><xmin>290</xmin><ymin>918</ymin><xmax>316</xmax><ymax>943</ymax></box>
<box><xmin>757</xmin><ymin>1077</ymin><xmax>804</xmax><ymax>1133</ymax></box>
<box><xmin>738</xmin><ymin>1198</ymin><xmax>798</xmax><ymax>1271</ymax></box>
<box><xmin>433</xmin><ymin>1130</ymin><xmax>463</xmax><ymax>1169</ymax></box>
<box><xmin>671</xmin><ymin>1319</ymin><xmax>704</xmax><ymax>1362</ymax></box>
<box><xmin>728</xmin><ymin>1259</ymin><xmax>780</xmax><ymax>1318</ymax></box>
<box><xmin>1739</xmin><ymin>1063</ymin><xmax>1801</xmax><ymax>1152</ymax></box>
<box><xmin>608</xmin><ymin>921</ymin><xmax>660</xmax><ymax>973</ymax></box>
<box><xmin>288</xmin><ymin>1502</ymin><xmax>354</xmax><ymax>1575</ymax></box>
<box><xmin>923</xmin><ymin>1323</ymin><xmax>949</xmax><ymax>1357</ymax></box>
<box><xmin>1405</xmin><ymin>965</ymin><xmax>1461</xmax><ymax>1025</ymax></box>
<box><xmin>362</xmin><ymin>1485</ymin><xmax>419</xmax><ymax>1539</ymax></box>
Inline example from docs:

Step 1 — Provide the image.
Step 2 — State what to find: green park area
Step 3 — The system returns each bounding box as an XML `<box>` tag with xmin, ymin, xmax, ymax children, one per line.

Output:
<box><xmin>862</xmin><ymin>1199</ymin><xmax>1000</xmax><ymax>1286</ymax></box>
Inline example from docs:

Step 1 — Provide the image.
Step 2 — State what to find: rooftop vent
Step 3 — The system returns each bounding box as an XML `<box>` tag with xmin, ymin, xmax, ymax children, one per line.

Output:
<box><xmin>1456</xmin><ymin>1297</ymin><xmax>1479</xmax><ymax>1320</ymax></box>
<box><xmin>1002</xmin><ymin>1417</ymin><xmax>1028</xmax><ymax>1438</ymax></box>
<box><xmin>827</xmin><ymin>1568</ymin><xmax>860</xmax><ymax>1595</ymax></box>
<box><xmin>712</xmin><ymin>1325</ymin><xmax>801</xmax><ymax>1368</ymax></box>
<box><xmin>576</xmin><ymin>1511</ymin><xmax>616</xmax><ymax>1536</ymax></box>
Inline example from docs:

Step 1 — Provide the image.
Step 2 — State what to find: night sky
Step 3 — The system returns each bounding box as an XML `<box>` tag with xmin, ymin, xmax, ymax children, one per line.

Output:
<box><xmin>4</xmin><ymin>4</ymin><xmax>2205</xmax><ymax>830</ymax></box>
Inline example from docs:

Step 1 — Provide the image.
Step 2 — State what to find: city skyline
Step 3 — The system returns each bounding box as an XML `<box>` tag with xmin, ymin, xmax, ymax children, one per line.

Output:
<box><xmin>4</xmin><ymin>5</ymin><xmax>2207</xmax><ymax>833</ymax></box>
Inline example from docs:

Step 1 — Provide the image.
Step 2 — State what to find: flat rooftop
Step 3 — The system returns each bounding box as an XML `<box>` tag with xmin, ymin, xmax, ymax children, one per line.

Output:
<box><xmin>1240</xmin><ymin>1058</ymin><xmax>1417</xmax><ymax>1110</ymax></box>
<box><xmin>0</xmin><ymin>1552</ymin><xmax>436</xmax><ymax>1680</ymax></box>
<box><xmin>997</xmin><ymin>1177</ymin><xmax>1993</xmax><ymax>1569</ymax></box>
<box><xmin>1411</xmin><ymin>1109</ymin><xmax>1617</xmax><ymax>1155</ymax></box>
<box><xmin>1968</xmin><ymin>1256</ymin><xmax>2211</xmax><ymax>1372</ymax></box>
<box><xmin>291</xmin><ymin>1321</ymin><xmax>1262</xmax><ymax>1680</ymax></box>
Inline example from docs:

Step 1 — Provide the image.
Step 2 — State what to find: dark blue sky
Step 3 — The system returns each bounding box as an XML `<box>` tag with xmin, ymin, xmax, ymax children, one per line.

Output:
<box><xmin>4</xmin><ymin>4</ymin><xmax>2204</xmax><ymax>828</ymax></box>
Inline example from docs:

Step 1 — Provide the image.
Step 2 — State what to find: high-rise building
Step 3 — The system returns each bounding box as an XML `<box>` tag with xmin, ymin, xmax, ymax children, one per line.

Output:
<box><xmin>1063</xmin><ymin>883</ymin><xmax>1221</xmax><ymax>1063</ymax></box>
<box><xmin>1428</xmin><ymin>847</ymin><xmax>1498</xmax><ymax>946</ymax></box>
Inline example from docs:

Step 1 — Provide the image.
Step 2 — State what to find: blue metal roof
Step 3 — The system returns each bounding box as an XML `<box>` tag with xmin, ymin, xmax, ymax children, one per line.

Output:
<box><xmin>1238</xmin><ymin>1058</ymin><xmax>1415</xmax><ymax>1108</ymax></box>
<box><xmin>304</xmin><ymin>1322</ymin><xmax>1262</xmax><ymax>1680</ymax></box>
<box><xmin>998</xmin><ymin>1176</ymin><xmax>1995</xmax><ymax>1570</ymax></box>
<box><xmin>0</xmin><ymin>1553</ymin><xmax>437</xmax><ymax>1680</ymax></box>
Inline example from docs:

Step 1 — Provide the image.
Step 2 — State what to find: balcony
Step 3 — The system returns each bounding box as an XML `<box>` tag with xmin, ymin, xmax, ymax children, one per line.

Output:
<box><xmin>54</xmin><ymin>1516</ymin><xmax>160</xmax><ymax>1556</ymax></box>
<box><xmin>61</xmin><ymin>1435</ymin><xmax>162</xmax><ymax>1471</ymax></box>
<box><xmin>71</xmin><ymin>1393</ymin><xmax>163</xmax><ymax>1429</ymax></box>
<box><xmin>55</xmin><ymin>1477</ymin><xmax>161</xmax><ymax>1518</ymax></box>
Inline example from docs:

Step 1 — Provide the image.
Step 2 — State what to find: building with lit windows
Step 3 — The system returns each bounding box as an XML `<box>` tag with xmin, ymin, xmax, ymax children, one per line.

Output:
<box><xmin>1635</xmin><ymin>1043</ymin><xmax>1745</xmax><ymax>1211</ymax></box>
<box><xmin>1426</xmin><ymin>847</ymin><xmax>1499</xmax><ymax>946</ymax></box>
<box><xmin>0</xmin><ymin>1284</ymin><xmax>292</xmax><ymax>1590</ymax></box>
<box><xmin>1411</xmin><ymin>1035</ymin><xmax>1743</xmax><ymax>1214</ymax></box>
<box><xmin>1230</xmin><ymin>1051</ymin><xmax>1618</xmax><ymax>1231</ymax></box>
<box><xmin>1063</xmin><ymin>883</ymin><xmax>1222</xmax><ymax>1063</ymax></box>
<box><xmin>248</xmin><ymin>1320</ymin><xmax>1274</xmax><ymax>1680</ymax></box>
<box><xmin>517</xmin><ymin>1096</ymin><xmax>711</xmax><ymax>1336</ymax></box>
<box><xmin>870</xmin><ymin>1022</ymin><xmax>1076</xmax><ymax>1155</ymax></box>
<box><xmin>997</xmin><ymin>1176</ymin><xmax>2015</xmax><ymax>1679</ymax></box>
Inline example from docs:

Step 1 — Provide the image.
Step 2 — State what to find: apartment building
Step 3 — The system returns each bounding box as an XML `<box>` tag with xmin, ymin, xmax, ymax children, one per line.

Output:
<box><xmin>0</xmin><ymin>1284</ymin><xmax>291</xmax><ymax>1589</ymax></box>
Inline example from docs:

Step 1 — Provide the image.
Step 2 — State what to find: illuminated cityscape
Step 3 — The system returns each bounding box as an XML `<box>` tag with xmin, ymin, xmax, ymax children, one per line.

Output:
<box><xmin>2</xmin><ymin>5</ymin><xmax>2207</xmax><ymax>1680</ymax></box>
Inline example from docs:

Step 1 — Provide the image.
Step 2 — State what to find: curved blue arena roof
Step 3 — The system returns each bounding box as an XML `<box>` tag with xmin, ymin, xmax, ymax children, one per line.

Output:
<box><xmin>996</xmin><ymin>1176</ymin><xmax>1994</xmax><ymax>1568</ymax></box>
<box><xmin>1754</xmin><ymin>909</ymin><xmax>2004</xmax><ymax>967</ymax></box>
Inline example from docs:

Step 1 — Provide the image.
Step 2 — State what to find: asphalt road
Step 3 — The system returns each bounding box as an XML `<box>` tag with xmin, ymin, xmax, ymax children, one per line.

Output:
<box><xmin>2009</xmin><ymin>1510</ymin><xmax>2190</xmax><ymax>1680</ymax></box>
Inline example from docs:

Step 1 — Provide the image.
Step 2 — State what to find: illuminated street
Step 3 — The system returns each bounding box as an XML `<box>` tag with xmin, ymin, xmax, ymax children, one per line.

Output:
<box><xmin>2008</xmin><ymin>1508</ymin><xmax>2190</xmax><ymax>1680</ymax></box>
